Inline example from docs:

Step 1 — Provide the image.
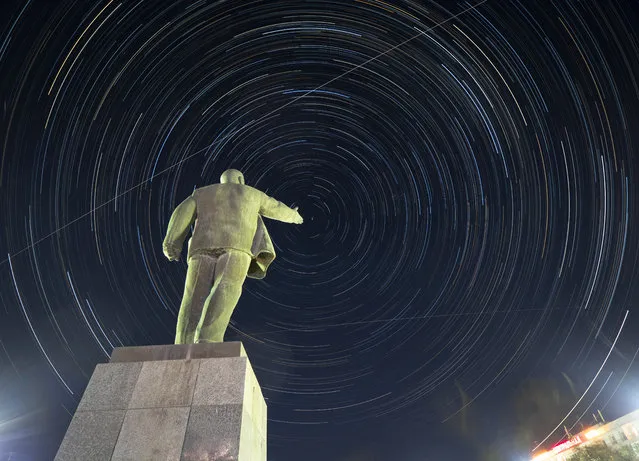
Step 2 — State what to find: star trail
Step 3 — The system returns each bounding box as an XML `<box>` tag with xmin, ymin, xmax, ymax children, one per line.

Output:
<box><xmin>1</xmin><ymin>1</ymin><xmax>639</xmax><ymax>460</ymax></box>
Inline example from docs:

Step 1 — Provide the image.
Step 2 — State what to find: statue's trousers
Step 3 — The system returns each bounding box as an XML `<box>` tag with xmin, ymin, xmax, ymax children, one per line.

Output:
<box><xmin>175</xmin><ymin>250</ymin><xmax>252</xmax><ymax>344</ymax></box>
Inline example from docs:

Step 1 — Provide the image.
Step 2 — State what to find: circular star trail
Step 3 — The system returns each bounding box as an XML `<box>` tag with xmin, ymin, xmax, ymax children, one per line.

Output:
<box><xmin>1</xmin><ymin>1</ymin><xmax>639</xmax><ymax>460</ymax></box>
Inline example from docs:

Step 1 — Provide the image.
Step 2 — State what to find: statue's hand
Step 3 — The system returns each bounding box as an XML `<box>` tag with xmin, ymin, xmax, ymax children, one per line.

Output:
<box><xmin>163</xmin><ymin>245</ymin><xmax>181</xmax><ymax>261</ymax></box>
<box><xmin>292</xmin><ymin>207</ymin><xmax>303</xmax><ymax>224</ymax></box>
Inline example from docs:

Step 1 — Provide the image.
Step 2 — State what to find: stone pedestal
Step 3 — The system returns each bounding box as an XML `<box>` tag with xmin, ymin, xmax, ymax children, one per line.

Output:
<box><xmin>55</xmin><ymin>342</ymin><xmax>266</xmax><ymax>461</ymax></box>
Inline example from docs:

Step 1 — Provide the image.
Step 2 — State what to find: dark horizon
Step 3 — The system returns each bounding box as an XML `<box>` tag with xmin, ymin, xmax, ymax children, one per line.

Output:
<box><xmin>1</xmin><ymin>1</ymin><xmax>639</xmax><ymax>460</ymax></box>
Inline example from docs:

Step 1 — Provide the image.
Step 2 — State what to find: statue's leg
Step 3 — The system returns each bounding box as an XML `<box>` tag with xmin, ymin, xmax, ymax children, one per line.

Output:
<box><xmin>195</xmin><ymin>250</ymin><xmax>252</xmax><ymax>343</ymax></box>
<box><xmin>174</xmin><ymin>255</ymin><xmax>217</xmax><ymax>344</ymax></box>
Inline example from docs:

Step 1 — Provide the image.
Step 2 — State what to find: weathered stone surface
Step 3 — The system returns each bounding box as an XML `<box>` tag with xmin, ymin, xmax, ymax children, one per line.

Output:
<box><xmin>111</xmin><ymin>407</ymin><xmax>190</xmax><ymax>461</ymax></box>
<box><xmin>237</xmin><ymin>408</ymin><xmax>267</xmax><ymax>461</ymax></box>
<box><xmin>54</xmin><ymin>410</ymin><xmax>125</xmax><ymax>461</ymax></box>
<box><xmin>77</xmin><ymin>362</ymin><xmax>142</xmax><ymax>411</ymax></box>
<box><xmin>58</xmin><ymin>344</ymin><xmax>266</xmax><ymax>461</ymax></box>
<box><xmin>181</xmin><ymin>404</ymin><xmax>243</xmax><ymax>461</ymax></box>
<box><xmin>129</xmin><ymin>359</ymin><xmax>199</xmax><ymax>408</ymax></box>
<box><xmin>243</xmin><ymin>360</ymin><xmax>267</xmax><ymax>437</ymax></box>
<box><xmin>110</xmin><ymin>342</ymin><xmax>245</xmax><ymax>363</ymax></box>
<box><xmin>193</xmin><ymin>357</ymin><xmax>247</xmax><ymax>406</ymax></box>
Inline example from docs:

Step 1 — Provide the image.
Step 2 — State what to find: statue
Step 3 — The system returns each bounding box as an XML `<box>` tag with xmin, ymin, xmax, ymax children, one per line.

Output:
<box><xmin>162</xmin><ymin>169</ymin><xmax>303</xmax><ymax>344</ymax></box>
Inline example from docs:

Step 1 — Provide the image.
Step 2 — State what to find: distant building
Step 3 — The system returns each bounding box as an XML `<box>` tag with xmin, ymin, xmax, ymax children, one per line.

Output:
<box><xmin>531</xmin><ymin>408</ymin><xmax>639</xmax><ymax>460</ymax></box>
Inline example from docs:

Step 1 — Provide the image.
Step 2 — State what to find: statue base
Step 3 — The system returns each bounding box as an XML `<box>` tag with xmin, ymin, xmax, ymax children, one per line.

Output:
<box><xmin>55</xmin><ymin>342</ymin><xmax>266</xmax><ymax>461</ymax></box>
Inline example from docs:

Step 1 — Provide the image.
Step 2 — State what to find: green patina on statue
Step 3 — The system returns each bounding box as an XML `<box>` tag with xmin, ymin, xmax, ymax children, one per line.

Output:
<box><xmin>163</xmin><ymin>169</ymin><xmax>303</xmax><ymax>344</ymax></box>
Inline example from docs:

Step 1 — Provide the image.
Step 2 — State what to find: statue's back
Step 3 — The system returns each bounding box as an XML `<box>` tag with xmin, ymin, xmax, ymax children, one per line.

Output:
<box><xmin>187</xmin><ymin>184</ymin><xmax>263</xmax><ymax>258</ymax></box>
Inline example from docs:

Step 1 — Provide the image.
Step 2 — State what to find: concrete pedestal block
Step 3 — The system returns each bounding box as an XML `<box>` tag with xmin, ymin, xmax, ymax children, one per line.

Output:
<box><xmin>55</xmin><ymin>342</ymin><xmax>266</xmax><ymax>461</ymax></box>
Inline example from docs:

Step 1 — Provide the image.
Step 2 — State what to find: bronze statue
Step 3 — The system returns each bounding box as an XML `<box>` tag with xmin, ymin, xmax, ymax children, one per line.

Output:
<box><xmin>163</xmin><ymin>169</ymin><xmax>303</xmax><ymax>344</ymax></box>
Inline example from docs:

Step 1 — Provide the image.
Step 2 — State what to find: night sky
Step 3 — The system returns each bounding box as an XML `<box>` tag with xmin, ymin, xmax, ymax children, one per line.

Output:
<box><xmin>1</xmin><ymin>0</ymin><xmax>639</xmax><ymax>460</ymax></box>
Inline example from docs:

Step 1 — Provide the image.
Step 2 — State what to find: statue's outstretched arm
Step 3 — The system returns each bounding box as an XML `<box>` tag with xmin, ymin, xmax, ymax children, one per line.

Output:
<box><xmin>163</xmin><ymin>196</ymin><xmax>197</xmax><ymax>260</ymax></box>
<box><xmin>259</xmin><ymin>193</ymin><xmax>303</xmax><ymax>224</ymax></box>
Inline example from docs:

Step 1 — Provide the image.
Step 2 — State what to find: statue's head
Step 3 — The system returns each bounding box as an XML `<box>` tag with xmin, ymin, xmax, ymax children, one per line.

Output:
<box><xmin>220</xmin><ymin>169</ymin><xmax>245</xmax><ymax>185</ymax></box>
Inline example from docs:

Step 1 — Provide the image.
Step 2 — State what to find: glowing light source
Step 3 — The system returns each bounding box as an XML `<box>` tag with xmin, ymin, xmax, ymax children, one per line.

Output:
<box><xmin>585</xmin><ymin>428</ymin><xmax>604</xmax><ymax>439</ymax></box>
